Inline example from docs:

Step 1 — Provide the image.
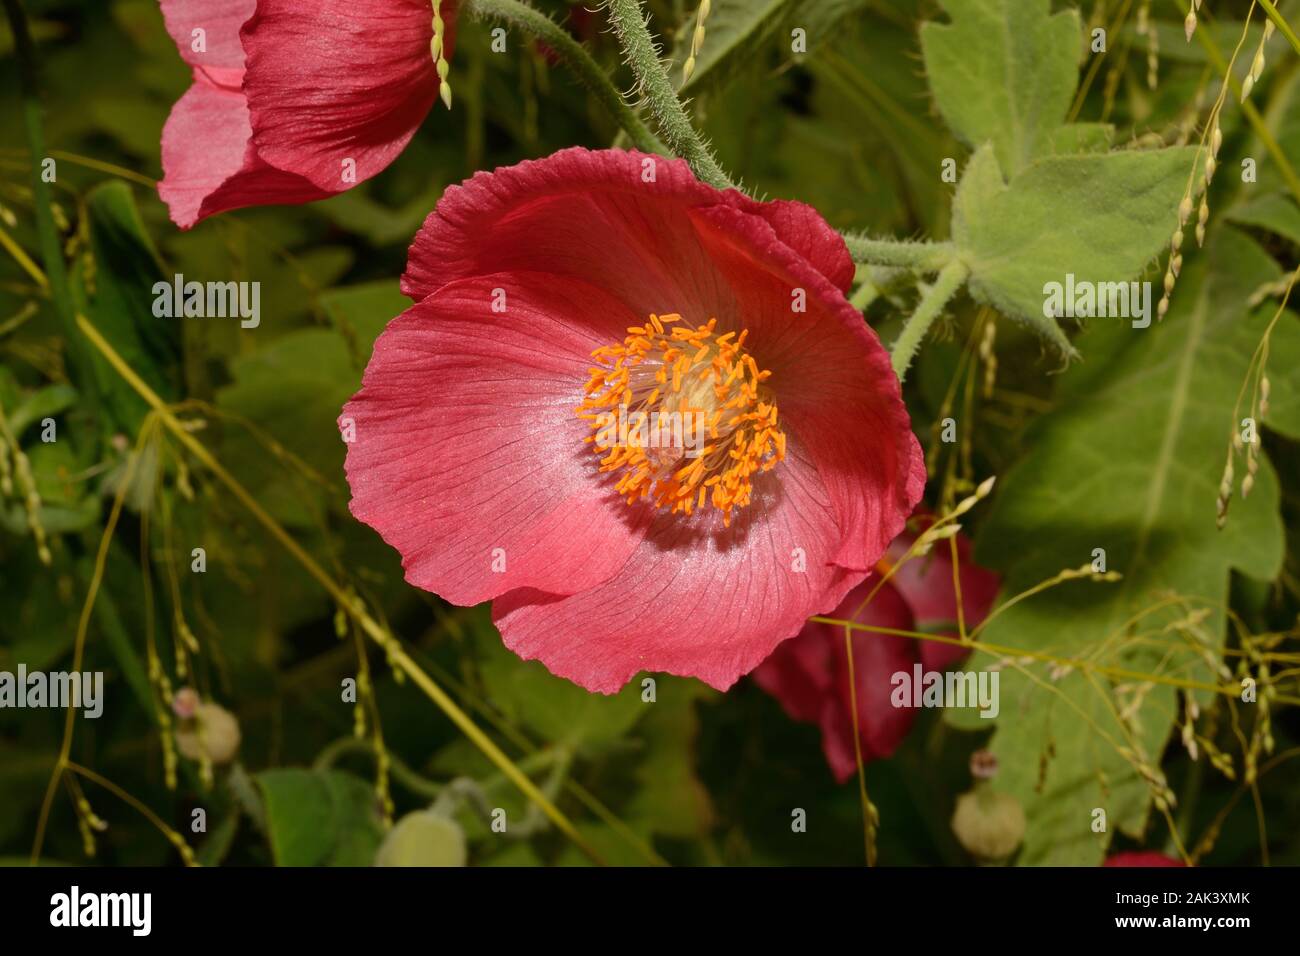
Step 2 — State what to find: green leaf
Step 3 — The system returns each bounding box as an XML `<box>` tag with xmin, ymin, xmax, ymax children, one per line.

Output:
<box><xmin>625</xmin><ymin>680</ymin><xmax>716</xmax><ymax>839</ymax></box>
<box><xmin>795</xmin><ymin>0</ymin><xmax>873</xmax><ymax>42</ymax></box>
<box><xmin>1226</xmin><ymin>193</ymin><xmax>1300</xmax><ymax>248</ymax></box>
<box><xmin>196</xmin><ymin>812</ymin><xmax>240</xmax><ymax>868</ymax></box>
<box><xmin>5</xmin><ymin>384</ymin><xmax>77</xmax><ymax>437</ymax></box>
<box><xmin>317</xmin><ymin>188</ymin><xmax>444</xmax><ymax>247</ymax></box>
<box><xmin>1048</xmin><ymin>122</ymin><xmax>1114</xmax><ymax>154</ymax></box>
<box><xmin>958</xmin><ymin>229</ymin><xmax>1295</xmax><ymax>865</ymax></box>
<box><xmin>952</xmin><ymin>144</ymin><xmax>1197</xmax><ymax>356</ymax></box>
<box><xmin>255</xmin><ymin>768</ymin><xmax>384</xmax><ymax>866</ymax></box>
<box><xmin>676</xmin><ymin>0</ymin><xmax>791</xmax><ymax>93</ymax></box>
<box><xmin>475</xmin><ymin>613</ymin><xmax>646</xmax><ymax>752</ymax></box>
<box><xmin>675</xmin><ymin>0</ymin><xmax>868</xmax><ymax>93</ymax></box>
<box><xmin>318</xmin><ymin>280</ymin><xmax>409</xmax><ymax>366</ymax></box>
<box><xmin>214</xmin><ymin>282</ymin><xmax>402</xmax><ymax>523</ymax></box>
<box><xmin>920</xmin><ymin>0</ymin><xmax>1080</xmax><ymax>174</ymax></box>
<box><xmin>72</xmin><ymin>182</ymin><xmax>181</xmax><ymax>434</ymax></box>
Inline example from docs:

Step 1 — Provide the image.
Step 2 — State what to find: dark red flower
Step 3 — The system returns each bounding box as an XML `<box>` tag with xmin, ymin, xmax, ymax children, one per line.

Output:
<box><xmin>1103</xmin><ymin>852</ymin><xmax>1186</xmax><ymax>867</ymax></box>
<box><xmin>753</xmin><ymin>521</ymin><xmax>999</xmax><ymax>781</ymax></box>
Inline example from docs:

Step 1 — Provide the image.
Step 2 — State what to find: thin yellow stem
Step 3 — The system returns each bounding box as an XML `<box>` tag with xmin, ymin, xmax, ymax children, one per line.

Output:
<box><xmin>1195</xmin><ymin>3</ymin><xmax>1300</xmax><ymax>203</ymax></box>
<box><xmin>30</xmin><ymin>415</ymin><xmax>152</xmax><ymax>864</ymax></box>
<box><xmin>73</xmin><ymin>312</ymin><xmax>605</xmax><ymax>865</ymax></box>
<box><xmin>0</xmin><ymin>220</ymin><xmax>48</xmax><ymax>288</ymax></box>
<box><xmin>64</xmin><ymin>761</ymin><xmax>197</xmax><ymax>865</ymax></box>
<box><xmin>47</xmin><ymin>149</ymin><xmax>158</xmax><ymax>188</ymax></box>
<box><xmin>842</xmin><ymin>628</ymin><xmax>875</xmax><ymax>866</ymax></box>
<box><xmin>1257</xmin><ymin>0</ymin><xmax>1300</xmax><ymax>56</ymax></box>
<box><xmin>809</xmin><ymin>617</ymin><xmax>1300</xmax><ymax>707</ymax></box>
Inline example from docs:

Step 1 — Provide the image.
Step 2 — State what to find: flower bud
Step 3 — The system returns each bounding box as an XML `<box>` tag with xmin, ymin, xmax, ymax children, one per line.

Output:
<box><xmin>175</xmin><ymin>702</ymin><xmax>241</xmax><ymax>765</ymax></box>
<box><xmin>374</xmin><ymin>811</ymin><xmax>467</xmax><ymax>867</ymax></box>
<box><xmin>172</xmin><ymin>686</ymin><xmax>200</xmax><ymax>719</ymax></box>
<box><xmin>951</xmin><ymin>784</ymin><xmax>1025</xmax><ymax>861</ymax></box>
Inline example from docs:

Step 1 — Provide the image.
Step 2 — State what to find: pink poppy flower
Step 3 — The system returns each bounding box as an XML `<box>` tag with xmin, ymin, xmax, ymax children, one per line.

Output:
<box><xmin>1103</xmin><ymin>852</ymin><xmax>1186</xmax><ymax>867</ymax></box>
<box><xmin>753</xmin><ymin>520</ymin><xmax>999</xmax><ymax>782</ymax></box>
<box><xmin>341</xmin><ymin>147</ymin><xmax>925</xmax><ymax>694</ymax></box>
<box><xmin>158</xmin><ymin>0</ymin><xmax>456</xmax><ymax>228</ymax></box>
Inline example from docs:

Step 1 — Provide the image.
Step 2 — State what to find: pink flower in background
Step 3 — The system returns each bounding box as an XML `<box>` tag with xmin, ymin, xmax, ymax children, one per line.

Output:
<box><xmin>753</xmin><ymin>519</ymin><xmax>999</xmax><ymax>781</ymax></box>
<box><xmin>341</xmin><ymin>147</ymin><xmax>925</xmax><ymax>694</ymax></box>
<box><xmin>158</xmin><ymin>0</ymin><xmax>456</xmax><ymax>228</ymax></box>
<box><xmin>1103</xmin><ymin>852</ymin><xmax>1186</xmax><ymax>867</ymax></box>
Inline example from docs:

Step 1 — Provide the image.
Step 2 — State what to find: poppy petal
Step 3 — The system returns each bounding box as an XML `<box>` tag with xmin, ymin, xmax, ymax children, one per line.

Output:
<box><xmin>690</xmin><ymin>201</ymin><xmax>927</xmax><ymax>573</ymax></box>
<box><xmin>159</xmin><ymin>0</ymin><xmax>253</xmax><ymax>88</ymax></box>
<box><xmin>492</xmin><ymin>435</ymin><xmax>866</xmax><ymax>694</ymax></box>
<box><xmin>401</xmin><ymin>147</ymin><xmax>854</xmax><ymax>305</ymax></box>
<box><xmin>341</xmin><ymin>272</ymin><xmax>652</xmax><ymax>607</ymax></box>
<box><xmin>240</xmin><ymin>0</ymin><xmax>451</xmax><ymax>192</ymax></box>
<box><xmin>159</xmin><ymin>76</ymin><xmax>330</xmax><ymax>229</ymax></box>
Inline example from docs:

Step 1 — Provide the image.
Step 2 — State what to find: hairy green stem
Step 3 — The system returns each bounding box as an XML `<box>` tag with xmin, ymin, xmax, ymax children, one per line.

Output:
<box><xmin>604</xmin><ymin>0</ymin><xmax>732</xmax><ymax>188</ymax></box>
<box><xmin>890</xmin><ymin>258</ymin><xmax>969</xmax><ymax>381</ymax></box>
<box><xmin>842</xmin><ymin>233</ymin><xmax>956</xmax><ymax>272</ymax></box>
<box><xmin>466</xmin><ymin>0</ymin><xmax>666</xmax><ymax>155</ymax></box>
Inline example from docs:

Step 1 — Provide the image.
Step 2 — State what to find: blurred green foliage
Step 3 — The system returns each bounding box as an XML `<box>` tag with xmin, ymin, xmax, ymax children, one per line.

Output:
<box><xmin>1</xmin><ymin>0</ymin><xmax>1298</xmax><ymax>868</ymax></box>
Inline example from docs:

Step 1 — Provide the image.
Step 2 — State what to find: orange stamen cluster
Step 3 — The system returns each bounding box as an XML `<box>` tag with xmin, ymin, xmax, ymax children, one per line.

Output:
<box><xmin>576</xmin><ymin>314</ymin><xmax>785</xmax><ymax>525</ymax></box>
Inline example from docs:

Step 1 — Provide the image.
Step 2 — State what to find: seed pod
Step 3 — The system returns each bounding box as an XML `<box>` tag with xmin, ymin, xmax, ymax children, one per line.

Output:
<box><xmin>175</xmin><ymin>702</ymin><xmax>242</xmax><ymax>765</ymax></box>
<box><xmin>375</xmin><ymin>811</ymin><xmax>467</xmax><ymax>867</ymax></box>
<box><xmin>951</xmin><ymin>784</ymin><xmax>1025</xmax><ymax>861</ymax></box>
<box><xmin>431</xmin><ymin>1</ymin><xmax>452</xmax><ymax>110</ymax></box>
